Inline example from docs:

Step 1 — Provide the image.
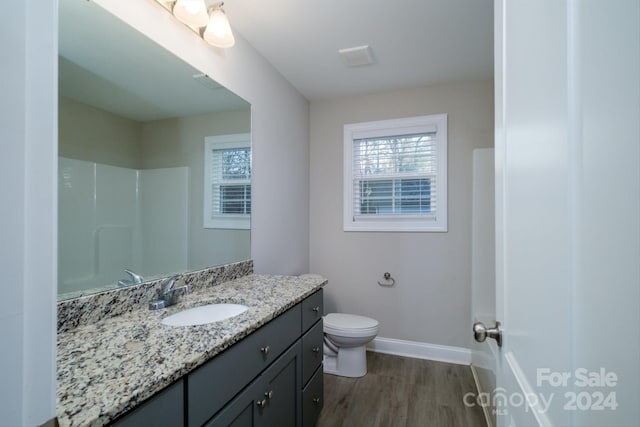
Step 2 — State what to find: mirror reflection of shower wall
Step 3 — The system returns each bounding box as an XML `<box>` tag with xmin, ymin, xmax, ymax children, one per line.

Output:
<box><xmin>58</xmin><ymin>95</ymin><xmax>250</xmax><ymax>298</ymax></box>
<box><xmin>59</xmin><ymin>157</ymin><xmax>189</xmax><ymax>296</ymax></box>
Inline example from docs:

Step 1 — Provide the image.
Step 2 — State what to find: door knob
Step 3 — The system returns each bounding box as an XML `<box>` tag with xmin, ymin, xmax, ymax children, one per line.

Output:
<box><xmin>473</xmin><ymin>321</ymin><xmax>502</xmax><ymax>347</ymax></box>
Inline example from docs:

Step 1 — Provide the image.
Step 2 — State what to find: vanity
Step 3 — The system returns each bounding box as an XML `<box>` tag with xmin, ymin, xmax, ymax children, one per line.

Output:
<box><xmin>56</xmin><ymin>273</ymin><xmax>326</xmax><ymax>427</ymax></box>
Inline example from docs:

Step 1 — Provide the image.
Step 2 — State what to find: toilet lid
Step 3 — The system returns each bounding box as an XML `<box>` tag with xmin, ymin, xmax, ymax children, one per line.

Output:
<box><xmin>324</xmin><ymin>313</ymin><xmax>378</xmax><ymax>330</ymax></box>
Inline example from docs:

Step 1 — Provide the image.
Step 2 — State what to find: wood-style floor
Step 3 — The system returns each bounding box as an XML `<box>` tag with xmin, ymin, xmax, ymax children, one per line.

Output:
<box><xmin>316</xmin><ymin>352</ymin><xmax>487</xmax><ymax>427</ymax></box>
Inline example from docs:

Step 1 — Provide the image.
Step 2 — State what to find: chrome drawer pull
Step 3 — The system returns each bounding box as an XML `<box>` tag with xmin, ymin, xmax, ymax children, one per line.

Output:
<box><xmin>260</xmin><ymin>346</ymin><xmax>270</xmax><ymax>356</ymax></box>
<box><xmin>312</xmin><ymin>346</ymin><xmax>320</xmax><ymax>353</ymax></box>
<box><xmin>265</xmin><ymin>390</ymin><xmax>273</xmax><ymax>400</ymax></box>
<box><xmin>256</xmin><ymin>399</ymin><xmax>267</xmax><ymax>408</ymax></box>
<box><xmin>313</xmin><ymin>397</ymin><xmax>320</xmax><ymax>405</ymax></box>
<box><xmin>312</xmin><ymin>306</ymin><xmax>320</xmax><ymax>313</ymax></box>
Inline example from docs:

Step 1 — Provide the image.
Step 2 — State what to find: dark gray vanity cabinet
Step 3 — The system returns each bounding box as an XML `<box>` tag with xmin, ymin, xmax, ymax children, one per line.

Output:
<box><xmin>188</xmin><ymin>305</ymin><xmax>302</xmax><ymax>427</ymax></box>
<box><xmin>204</xmin><ymin>342</ymin><xmax>301</xmax><ymax>427</ymax></box>
<box><xmin>109</xmin><ymin>379</ymin><xmax>184</xmax><ymax>427</ymax></box>
<box><xmin>300</xmin><ymin>291</ymin><xmax>324</xmax><ymax>427</ymax></box>
<box><xmin>110</xmin><ymin>289</ymin><xmax>324</xmax><ymax>427</ymax></box>
<box><xmin>196</xmin><ymin>288</ymin><xmax>324</xmax><ymax>427</ymax></box>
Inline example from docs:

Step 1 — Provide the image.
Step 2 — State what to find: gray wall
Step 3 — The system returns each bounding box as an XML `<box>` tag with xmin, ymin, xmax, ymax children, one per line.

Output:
<box><xmin>140</xmin><ymin>109</ymin><xmax>251</xmax><ymax>270</ymax></box>
<box><xmin>309</xmin><ymin>80</ymin><xmax>493</xmax><ymax>348</ymax></box>
<box><xmin>59</xmin><ymin>96</ymin><xmax>142</xmax><ymax>168</ymax></box>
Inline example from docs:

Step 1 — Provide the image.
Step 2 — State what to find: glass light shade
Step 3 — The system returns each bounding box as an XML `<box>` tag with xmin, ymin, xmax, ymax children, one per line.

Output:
<box><xmin>173</xmin><ymin>0</ymin><xmax>209</xmax><ymax>27</ymax></box>
<box><xmin>203</xmin><ymin>8</ymin><xmax>236</xmax><ymax>48</ymax></box>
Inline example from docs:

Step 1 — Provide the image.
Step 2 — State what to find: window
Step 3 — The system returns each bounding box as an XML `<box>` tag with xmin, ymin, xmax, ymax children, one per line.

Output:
<box><xmin>204</xmin><ymin>134</ymin><xmax>251</xmax><ymax>229</ymax></box>
<box><xmin>343</xmin><ymin>114</ymin><xmax>447</xmax><ymax>232</ymax></box>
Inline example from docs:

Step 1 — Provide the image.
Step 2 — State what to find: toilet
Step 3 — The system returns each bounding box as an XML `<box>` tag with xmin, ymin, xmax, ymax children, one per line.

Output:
<box><xmin>323</xmin><ymin>313</ymin><xmax>379</xmax><ymax>377</ymax></box>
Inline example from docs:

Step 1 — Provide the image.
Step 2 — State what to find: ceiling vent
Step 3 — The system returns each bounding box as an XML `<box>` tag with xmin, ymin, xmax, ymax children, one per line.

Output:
<box><xmin>338</xmin><ymin>45</ymin><xmax>374</xmax><ymax>67</ymax></box>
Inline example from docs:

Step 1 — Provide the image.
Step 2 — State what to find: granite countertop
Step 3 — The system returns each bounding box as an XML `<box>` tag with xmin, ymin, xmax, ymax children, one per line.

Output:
<box><xmin>56</xmin><ymin>274</ymin><xmax>327</xmax><ymax>427</ymax></box>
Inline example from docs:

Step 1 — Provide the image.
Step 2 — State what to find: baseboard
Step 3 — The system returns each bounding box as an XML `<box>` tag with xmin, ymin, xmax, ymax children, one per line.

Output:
<box><xmin>470</xmin><ymin>364</ymin><xmax>495</xmax><ymax>427</ymax></box>
<box><xmin>367</xmin><ymin>336</ymin><xmax>472</xmax><ymax>365</ymax></box>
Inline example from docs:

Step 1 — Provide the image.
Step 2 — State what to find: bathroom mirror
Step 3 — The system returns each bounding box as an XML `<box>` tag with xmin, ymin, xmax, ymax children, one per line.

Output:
<box><xmin>58</xmin><ymin>0</ymin><xmax>251</xmax><ymax>300</ymax></box>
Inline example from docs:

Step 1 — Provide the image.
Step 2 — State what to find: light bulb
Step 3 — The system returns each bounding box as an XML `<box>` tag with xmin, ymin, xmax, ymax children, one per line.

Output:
<box><xmin>210</xmin><ymin>10</ymin><xmax>230</xmax><ymax>36</ymax></box>
<box><xmin>183</xmin><ymin>1</ymin><xmax>203</xmax><ymax>14</ymax></box>
<box><xmin>173</xmin><ymin>0</ymin><xmax>209</xmax><ymax>27</ymax></box>
<box><xmin>203</xmin><ymin>7</ymin><xmax>235</xmax><ymax>48</ymax></box>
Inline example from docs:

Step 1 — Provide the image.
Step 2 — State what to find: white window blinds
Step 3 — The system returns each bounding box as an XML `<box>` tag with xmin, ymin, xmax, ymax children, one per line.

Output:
<box><xmin>209</xmin><ymin>147</ymin><xmax>251</xmax><ymax>216</ymax></box>
<box><xmin>352</xmin><ymin>132</ymin><xmax>437</xmax><ymax>219</ymax></box>
<box><xmin>344</xmin><ymin>114</ymin><xmax>447</xmax><ymax>232</ymax></box>
<box><xmin>204</xmin><ymin>134</ymin><xmax>251</xmax><ymax>229</ymax></box>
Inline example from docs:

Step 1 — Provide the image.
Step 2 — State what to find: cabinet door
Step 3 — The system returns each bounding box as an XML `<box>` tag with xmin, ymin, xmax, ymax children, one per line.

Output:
<box><xmin>259</xmin><ymin>343</ymin><xmax>301</xmax><ymax>427</ymax></box>
<box><xmin>110</xmin><ymin>380</ymin><xmax>184</xmax><ymax>427</ymax></box>
<box><xmin>203</xmin><ymin>377</ymin><xmax>264</xmax><ymax>427</ymax></box>
<box><xmin>205</xmin><ymin>343</ymin><xmax>302</xmax><ymax>427</ymax></box>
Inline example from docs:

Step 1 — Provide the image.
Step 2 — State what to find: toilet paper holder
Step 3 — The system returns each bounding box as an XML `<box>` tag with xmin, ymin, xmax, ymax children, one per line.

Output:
<box><xmin>377</xmin><ymin>272</ymin><xmax>396</xmax><ymax>287</ymax></box>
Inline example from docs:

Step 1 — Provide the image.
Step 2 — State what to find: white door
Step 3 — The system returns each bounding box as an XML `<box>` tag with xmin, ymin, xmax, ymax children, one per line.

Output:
<box><xmin>489</xmin><ymin>0</ymin><xmax>640</xmax><ymax>426</ymax></box>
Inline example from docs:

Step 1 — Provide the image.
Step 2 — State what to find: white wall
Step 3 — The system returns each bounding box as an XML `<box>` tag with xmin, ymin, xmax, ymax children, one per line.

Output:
<box><xmin>309</xmin><ymin>81</ymin><xmax>493</xmax><ymax>348</ymax></box>
<box><xmin>0</xmin><ymin>0</ymin><xmax>57</xmax><ymax>425</ymax></box>
<box><xmin>93</xmin><ymin>0</ymin><xmax>310</xmax><ymax>275</ymax></box>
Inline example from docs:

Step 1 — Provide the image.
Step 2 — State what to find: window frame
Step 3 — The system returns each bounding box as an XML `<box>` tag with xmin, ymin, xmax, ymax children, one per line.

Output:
<box><xmin>343</xmin><ymin>114</ymin><xmax>448</xmax><ymax>232</ymax></box>
<box><xmin>203</xmin><ymin>133</ymin><xmax>251</xmax><ymax>230</ymax></box>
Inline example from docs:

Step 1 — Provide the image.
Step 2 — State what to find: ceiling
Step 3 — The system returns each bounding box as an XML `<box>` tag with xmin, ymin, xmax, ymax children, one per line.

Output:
<box><xmin>58</xmin><ymin>0</ymin><xmax>494</xmax><ymax>118</ymax></box>
<box><xmin>224</xmin><ymin>0</ymin><xmax>494</xmax><ymax>101</ymax></box>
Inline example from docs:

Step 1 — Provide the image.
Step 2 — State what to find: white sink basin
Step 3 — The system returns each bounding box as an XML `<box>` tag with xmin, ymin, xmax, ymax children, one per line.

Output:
<box><xmin>161</xmin><ymin>303</ymin><xmax>248</xmax><ymax>327</ymax></box>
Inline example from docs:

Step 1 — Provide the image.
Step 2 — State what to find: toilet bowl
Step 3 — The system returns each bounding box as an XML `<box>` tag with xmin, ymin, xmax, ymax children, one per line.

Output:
<box><xmin>323</xmin><ymin>313</ymin><xmax>379</xmax><ymax>377</ymax></box>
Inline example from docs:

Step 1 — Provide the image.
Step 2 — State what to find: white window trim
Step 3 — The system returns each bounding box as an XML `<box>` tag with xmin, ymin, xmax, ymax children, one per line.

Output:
<box><xmin>204</xmin><ymin>133</ymin><xmax>251</xmax><ymax>230</ymax></box>
<box><xmin>343</xmin><ymin>114</ymin><xmax>448</xmax><ymax>232</ymax></box>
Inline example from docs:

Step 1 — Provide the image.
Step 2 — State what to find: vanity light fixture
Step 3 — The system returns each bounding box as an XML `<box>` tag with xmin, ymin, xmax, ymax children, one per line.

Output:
<box><xmin>203</xmin><ymin>4</ymin><xmax>235</xmax><ymax>48</ymax></box>
<box><xmin>155</xmin><ymin>0</ymin><xmax>236</xmax><ymax>48</ymax></box>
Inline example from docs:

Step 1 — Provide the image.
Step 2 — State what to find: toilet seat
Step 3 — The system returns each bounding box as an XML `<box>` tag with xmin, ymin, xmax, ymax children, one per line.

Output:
<box><xmin>324</xmin><ymin>313</ymin><xmax>379</xmax><ymax>338</ymax></box>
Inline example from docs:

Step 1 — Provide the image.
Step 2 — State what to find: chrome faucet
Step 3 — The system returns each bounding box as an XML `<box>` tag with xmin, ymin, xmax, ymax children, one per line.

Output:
<box><xmin>149</xmin><ymin>274</ymin><xmax>190</xmax><ymax>310</ymax></box>
<box><xmin>118</xmin><ymin>269</ymin><xmax>145</xmax><ymax>287</ymax></box>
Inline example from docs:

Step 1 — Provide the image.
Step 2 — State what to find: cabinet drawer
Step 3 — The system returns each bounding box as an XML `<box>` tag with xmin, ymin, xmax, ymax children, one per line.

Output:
<box><xmin>110</xmin><ymin>380</ymin><xmax>184</xmax><ymax>427</ymax></box>
<box><xmin>301</xmin><ymin>320</ymin><xmax>323</xmax><ymax>385</ymax></box>
<box><xmin>301</xmin><ymin>289</ymin><xmax>323</xmax><ymax>333</ymax></box>
<box><xmin>302</xmin><ymin>366</ymin><xmax>323</xmax><ymax>427</ymax></box>
<box><xmin>188</xmin><ymin>304</ymin><xmax>301</xmax><ymax>427</ymax></box>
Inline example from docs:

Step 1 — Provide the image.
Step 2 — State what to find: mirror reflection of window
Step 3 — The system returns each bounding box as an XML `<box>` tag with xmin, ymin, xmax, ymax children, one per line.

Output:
<box><xmin>204</xmin><ymin>133</ymin><xmax>252</xmax><ymax>229</ymax></box>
